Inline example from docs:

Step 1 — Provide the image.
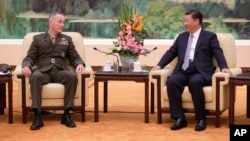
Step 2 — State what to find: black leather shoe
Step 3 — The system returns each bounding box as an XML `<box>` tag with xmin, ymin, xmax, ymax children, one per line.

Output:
<box><xmin>195</xmin><ymin>120</ymin><xmax>207</xmax><ymax>131</ymax></box>
<box><xmin>170</xmin><ymin>118</ymin><xmax>187</xmax><ymax>130</ymax></box>
<box><xmin>61</xmin><ymin>112</ymin><xmax>76</xmax><ymax>128</ymax></box>
<box><xmin>30</xmin><ymin>118</ymin><xmax>44</xmax><ymax>130</ymax></box>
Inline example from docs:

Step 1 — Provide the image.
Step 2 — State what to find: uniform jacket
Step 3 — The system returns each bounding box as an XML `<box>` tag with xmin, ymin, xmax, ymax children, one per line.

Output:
<box><xmin>22</xmin><ymin>32</ymin><xmax>85</xmax><ymax>72</ymax></box>
<box><xmin>157</xmin><ymin>29</ymin><xmax>228</xmax><ymax>81</ymax></box>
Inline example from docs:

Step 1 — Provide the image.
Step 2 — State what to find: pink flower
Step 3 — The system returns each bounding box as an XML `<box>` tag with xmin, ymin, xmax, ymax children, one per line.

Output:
<box><xmin>126</xmin><ymin>40</ymin><xmax>136</xmax><ymax>49</ymax></box>
<box><xmin>118</xmin><ymin>31</ymin><xmax>124</xmax><ymax>36</ymax></box>
<box><xmin>112</xmin><ymin>6</ymin><xmax>148</xmax><ymax>57</ymax></box>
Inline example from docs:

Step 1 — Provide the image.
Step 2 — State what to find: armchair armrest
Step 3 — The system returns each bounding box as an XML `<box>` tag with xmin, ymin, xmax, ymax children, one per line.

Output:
<box><xmin>211</xmin><ymin>67</ymin><xmax>242</xmax><ymax>113</ymax></box>
<box><xmin>212</xmin><ymin>72</ymin><xmax>230</xmax><ymax>87</ymax></box>
<box><xmin>149</xmin><ymin>66</ymin><xmax>174</xmax><ymax>83</ymax></box>
<box><xmin>78</xmin><ymin>64</ymin><xmax>94</xmax><ymax>89</ymax></box>
<box><xmin>149</xmin><ymin>66</ymin><xmax>174</xmax><ymax>123</ymax></box>
<box><xmin>13</xmin><ymin>64</ymin><xmax>22</xmax><ymax>81</ymax></box>
<box><xmin>212</xmin><ymin>67</ymin><xmax>242</xmax><ymax>87</ymax></box>
<box><xmin>79</xmin><ymin>64</ymin><xmax>94</xmax><ymax>78</ymax></box>
<box><xmin>81</xmin><ymin>64</ymin><xmax>93</xmax><ymax>74</ymax></box>
<box><xmin>229</xmin><ymin>67</ymin><xmax>243</xmax><ymax>76</ymax></box>
<box><xmin>149</xmin><ymin>66</ymin><xmax>174</xmax><ymax>91</ymax></box>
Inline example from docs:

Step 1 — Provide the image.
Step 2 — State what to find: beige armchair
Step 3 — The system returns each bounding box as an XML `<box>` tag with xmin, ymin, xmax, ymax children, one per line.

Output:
<box><xmin>149</xmin><ymin>33</ymin><xmax>242</xmax><ymax>127</ymax></box>
<box><xmin>13</xmin><ymin>32</ymin><xmax>94</xmax><ymax>123</ymax></box>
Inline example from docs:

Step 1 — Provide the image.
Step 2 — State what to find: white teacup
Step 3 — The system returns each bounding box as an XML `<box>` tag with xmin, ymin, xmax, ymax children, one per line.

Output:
<box><xmin>103</xmin><ymin>61</ymin><xmax>112</xmax><ymax>71</ymax></box>
<box><xmin>133</xmin><ymin>61</ymin><xmax>143</xmax><ymax>71</ymax></box>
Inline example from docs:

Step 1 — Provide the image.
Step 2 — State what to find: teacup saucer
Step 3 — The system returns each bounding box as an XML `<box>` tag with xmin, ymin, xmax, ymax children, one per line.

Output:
<box><xmin>102</xmin><ymin>69</ymin><xmax>114</xmax><ymax>72</ymax></box>
<box><xmin>132</xmin><ymin>69</ymin><xmax>148</xmax><ymax>72</ymax></box>
<box><xmin>132</xmin><ymin>69</ymin><xmax>142</xmax><ymax>72</ymax></box>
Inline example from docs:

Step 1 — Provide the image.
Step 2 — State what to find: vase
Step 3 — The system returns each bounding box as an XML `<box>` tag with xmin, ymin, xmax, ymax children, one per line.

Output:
<box><xmin>119</xmin><ymin>55</ymin><xmax>137</xmax><ymax>70</ymax></box>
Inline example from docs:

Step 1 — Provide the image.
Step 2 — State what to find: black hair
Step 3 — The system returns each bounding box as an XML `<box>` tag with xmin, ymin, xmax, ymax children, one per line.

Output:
<box><xmin>185</xmin><ymin>9</ymin><xmax>203</xmax><ymax>24</ymax></box>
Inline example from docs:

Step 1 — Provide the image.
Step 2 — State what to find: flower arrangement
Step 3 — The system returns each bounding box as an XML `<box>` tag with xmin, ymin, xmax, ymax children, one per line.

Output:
<box><xmin>112</xmin><ymin>4</ymin><xmax>148</xmax><ymax>58</ymax></box>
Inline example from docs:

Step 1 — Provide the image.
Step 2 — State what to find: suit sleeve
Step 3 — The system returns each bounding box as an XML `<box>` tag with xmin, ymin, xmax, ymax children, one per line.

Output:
<box><xmin>66</xmin><ymin>37</ymin><xmax>85</xmax><ymax>68</ymax></box>
<box><xmin>22</xmin><ymin>36</ymin><xmax>38</xmax><ymax>69</ymax></box>
<box><xmin>157</xmin><ymin>36</ymin><xmax>180</xmax><ymax>68</ymax></box>
<box><xmin>211</xmin><ymin>34</ymin><xmax>228</xmax><ymax>69</ymax></box>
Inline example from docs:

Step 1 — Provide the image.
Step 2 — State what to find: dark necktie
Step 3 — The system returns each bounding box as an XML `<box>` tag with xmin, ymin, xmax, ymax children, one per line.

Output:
<box><xmin>182</xmin><ymin>34</ymin><xmax>194</xmax><ymax>70</ymax></box>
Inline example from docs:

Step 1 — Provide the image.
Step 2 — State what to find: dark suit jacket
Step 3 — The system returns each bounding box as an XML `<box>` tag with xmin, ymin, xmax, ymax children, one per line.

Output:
<box><xmin>157</xmin><ymin>29</ymin><xmax>228</xmax><ymax>81</ymax></box>
<box><xmin>22</xmin><ymin>32</ymin><xmax>85</xmax><ymax>72</ymax></box>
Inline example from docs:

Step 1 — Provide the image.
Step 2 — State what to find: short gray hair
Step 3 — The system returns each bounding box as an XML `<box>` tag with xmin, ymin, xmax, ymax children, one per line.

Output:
<box><xmin>48</xmin><ymin>11</ymin><xmax>64</xmax><ymax>20</ymax></box>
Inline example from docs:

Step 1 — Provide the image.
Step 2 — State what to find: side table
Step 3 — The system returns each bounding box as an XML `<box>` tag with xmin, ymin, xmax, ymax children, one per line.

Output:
<box><xmin>0</xmin><ymin>73</ymin><xmax>13</xmax><ymax>124</ymax></box>
<box><xmin>229</xmin><ymin>72</ymin><xmax>250</xmax><ymax>125</ymax></box>
<box><xmin>94</xmin><ymin>69</ymin><xmax>150</xmax><ymax>123</ymax></box>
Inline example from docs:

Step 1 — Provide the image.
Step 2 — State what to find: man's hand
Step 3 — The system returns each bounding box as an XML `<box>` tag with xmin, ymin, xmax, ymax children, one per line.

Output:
<box><xmin>221</xmin><ymin>68</ymin><xmax>233</xmax><ymax>76</ymax></box>
<box><xmin>76</xmin><ymin>64</ymin><xmax>85</xmax><ymax>73</ymax></box>
<box><xmin>21</xmin><ymin>66</ymin><xmax>32</xmax><ymax>77</ymax></box>
<box><xmin>151</xmin><ymin>65</ymin><xmax>161</xmax><ymax>71</ymax></box>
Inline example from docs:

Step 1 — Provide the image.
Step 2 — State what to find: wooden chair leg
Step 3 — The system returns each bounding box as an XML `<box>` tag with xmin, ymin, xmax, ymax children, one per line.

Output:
<box><xmin>215</xmin><ymin>113</ymin><xmax>220</xmax><ymax>128</ymax></box>
<box><xmin>22</xmin><ymin>107</ymin><xmax>27</xmax><ymax>123</ymax></box>
<box><xmin>154</xmin><ymin>76</ymin><xmax>162</xmax><ymax>124</ymax></box>
<box><xmin>150</xmin><ymin>82</ymin><xmax>154</xmax><ymax>114</ymax></box>
<box><xmin>81</xmin><ymin>106</ymin><xmax>85</xmax><ymax>122</ymax></box>
<box><xmin>215</xmin><ymin>77</ymin><xmax>223</xmax><ymax>128</ymax></box>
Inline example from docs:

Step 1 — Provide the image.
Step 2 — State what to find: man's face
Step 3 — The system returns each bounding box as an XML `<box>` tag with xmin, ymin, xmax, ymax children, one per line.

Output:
<box><xmin>49</xmin><ymin>14</ymin><xmax>65</xmax><ymax>34</ymax></box>
<box><xmin>183</xmin><ymin>14</ymin><xmax>199</xmax><ymax>33</ymax></box>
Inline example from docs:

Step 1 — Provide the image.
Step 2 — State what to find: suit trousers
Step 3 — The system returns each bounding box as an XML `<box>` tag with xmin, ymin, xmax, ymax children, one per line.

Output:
<box><xmin>30</xmin><ymin>66</ymin><xmax>78</xmax><ymax>112</ymax></box>
<box><xmin>166</xmin><ymin>62</ymin><xmax>211</xmax><ymax>120</ymax></box>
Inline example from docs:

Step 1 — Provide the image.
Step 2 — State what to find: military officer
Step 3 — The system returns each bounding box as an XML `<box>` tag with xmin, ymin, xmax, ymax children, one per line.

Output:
<box><xmin>21</xmin><ymin>11</ymin><xmax>85</xmax><ymax>130</ymax></box>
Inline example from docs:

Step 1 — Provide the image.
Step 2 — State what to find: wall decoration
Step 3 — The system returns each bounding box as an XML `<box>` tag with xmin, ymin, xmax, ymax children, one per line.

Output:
<box><xmin>0</xmin><ymin>0</ymin><xmax>249</xmax><ymax>39</ymax></box>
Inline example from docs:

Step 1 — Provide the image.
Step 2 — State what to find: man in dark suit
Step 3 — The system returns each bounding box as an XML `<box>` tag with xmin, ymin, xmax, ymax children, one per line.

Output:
<box><xmin>152</xmin><ymin>9</ymin><xmax>232</xmax><ymax>131</ymax></box>
<box><xmin>21</xmin><ymin>12</ymin><xmax>85</xmax><ymax>130</ymax></box>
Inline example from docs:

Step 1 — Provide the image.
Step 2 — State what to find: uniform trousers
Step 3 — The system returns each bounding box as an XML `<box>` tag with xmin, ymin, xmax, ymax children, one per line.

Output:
<box><xmin>30</xmin><ymin>66</ymin><xmax>78</xmax><ymax>112</ymax></box>
<box><xmin>166</xmin><ymin>61</ymin><xmax>211</xmax><ymax>120</ymax></box>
